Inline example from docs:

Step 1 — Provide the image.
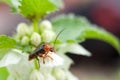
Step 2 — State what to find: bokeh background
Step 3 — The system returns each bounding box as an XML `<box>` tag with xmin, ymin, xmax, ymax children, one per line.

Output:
<box><xmin>0</xmin><ymin>0</ymin><xmax>120</xmax><ymax>80</ymax></box>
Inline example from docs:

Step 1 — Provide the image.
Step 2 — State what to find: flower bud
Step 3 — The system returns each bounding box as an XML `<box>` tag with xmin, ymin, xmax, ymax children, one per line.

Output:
<box><xmin>21</xmin><ymin>36</ymin><xmax>29</xmax><ymax>45</ymax></box>
<box><xmin>39</xmin><ymin>20</ymin><xmax>52</xmax><ymax>31</ymax></box>
<box><xmin>14</xmin><ymin>34</ymin><xmax>21</xmax><ymax>43</ymax></box>
<box><xmin>16</xmin><ymin>23</ymin><xmax>31</xmax><ymax>36</ymax></box>
<box><xmin>41</xmin><ymin>30</ymin><xmax>55</xmax><ymax>43</ymax></box>
<box><xmin>29</xmin><ymin>70</ymin><xmax>45</xmax><ymax>80</ymax></box>
<box><xmin>52</xmin><ymin>68</ymin><xmax>67</xmax><ymax>80</ymax></box>
<box><xmin>30</xmin><ymin>32</ymin><xmax>41</xmax><ymax>46</ymax></box>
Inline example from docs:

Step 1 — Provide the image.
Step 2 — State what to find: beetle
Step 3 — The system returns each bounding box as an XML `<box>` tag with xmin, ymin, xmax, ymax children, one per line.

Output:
<box><xmin>28</xmin><ymin>44</ymin><xmax>54</xmax><ymax>64</ymax></box>
<box><xmin>28</xmin><ymin>29</ymin><xmax>64</xmax><ymax>66</ymax></box>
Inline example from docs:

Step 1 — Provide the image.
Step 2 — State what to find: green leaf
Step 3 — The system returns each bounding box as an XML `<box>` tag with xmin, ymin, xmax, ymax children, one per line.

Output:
<box><xmin>2</xmin><ymin>0</ymin><xmax>63</xmax><ymax>19</ymax></box>
<box><xmin>51</xmin><ymin>14</ymin><xmax>120</xmax><ymax>53</ymax></box>
<box><xmin>0</xmin><ymin>35</ymin><xmax>16</xmax><ymax>49</ymax></box>
<box><xmin>19</xmin><ymin>0</ymin><xmax>61</xmax><ymax>21</ymax></box>
<box><xmin>0</xmin><ymin>67</ymin><xmax>8</xmax><ymax>80</ymax></box>
<box><xmin>0</xmin><ymin>35</ymin><xmax>16</xmax><ymax>59</ymax></box>
<box><xmin>51</xmin><ymin>14</ymin><xmax>91</xmax><ymax>42</ymax></box>
<box><xmin>78</xmin><ymin>26</ymin><xmax>120</xmax><ymax>53</ymax></box>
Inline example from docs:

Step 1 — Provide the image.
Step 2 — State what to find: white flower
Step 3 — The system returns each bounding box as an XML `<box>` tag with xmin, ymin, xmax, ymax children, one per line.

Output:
<box><xmin>30</xmin><ymin>32</ymin><xmax>41</xmax><ymax>46</ymax></box>
<box><xmin>44</xmin><ymin>73</ymin><xmax>56</xmax><ymax>80</ymax></box>
<box><xmin>52</xmin><ymin>68</ymin><xmax>78</xmax><ymax>80</ymax></box>
<box><xmin>52</xmin><ymin>68</ymin><xmax>67</xmax><ymax>80</ymax></box>
<box><xmin>39</xmin><ymin>52</ymin><xmax>64</xmax><ymax>67</ymax></box>
<box><xmin>6</xmin><ymin>50</ymin><xmax>34</xmax><ymax>80</ymax></box>
<box><xmin>41</xmin><ymin>30</ymin><xmax>55</xmax><ymax>43</ymax></box>
<box><xmin>29</xmin><ymin>70</ymin><xmax>45</xmax><ymax>80</ymax></box>
<box><xmin>0</xmin><ymin>49</ymin><xmax>65</xmax><ymax>80</ymax></box>
<box><xmin>14</xmin><ymin>34</ymin><xmax>21</xmax><ymax>43</ymax></box>
<box><xmin>7</xmin><ymin>75</ymin><xmax>15</xmax><ymax>80</ymax></box>
<box><xmin>39</xmin><ymin>20</ymin><xmax>52</xmax><ymax>31</ymax></box>
<box><xmin>16</xmin><ymin>23</ymin><xmax>32</xmax><ymax>36</ymax></box>
<box><xmin>57</xmin><ymin>43</ymin><xmax>91</xmax><ymax>69</ymax></box>
<box><xmin>21</xmin><ymin>36</ymin><xmax>30</xmax><ymax>45</ymax></box>
<box><xmin>57</xmin><ymin>43</ymin><xmax>91</xmax><ymax>56</ymax></box>
<box><xmin>59</xmin><ymin>54</ymin><xmax>73</xmax><ymax>69</ymax></box>
<box><xmin>0</xmin><ymin>49</ymin><xmax>22</xmax><ymax>67</ymax></box>
<box><xmin>0</xmin><ymin>49</ymin><xmax>34</xmax><ymax>80</ymax></box>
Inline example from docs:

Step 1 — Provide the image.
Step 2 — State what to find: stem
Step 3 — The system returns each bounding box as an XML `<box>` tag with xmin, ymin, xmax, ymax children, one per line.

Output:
<box><xmin>32</xmin><ymin>18</ymin><xmax>41</xmax><ymax>70</ymax></box>
<box><xmin>32</xmin><ymin>19</ymin><xmax>39</xmax><ymax>32</ymax></box>
<box><xmin>34</xmin><ymin>59</ymin><xmax>40</xmax><ymax>70</ymax></box>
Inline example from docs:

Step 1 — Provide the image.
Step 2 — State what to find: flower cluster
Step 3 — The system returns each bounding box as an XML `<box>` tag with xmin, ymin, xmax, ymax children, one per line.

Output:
<box><xmin>0</xmin><ymin>20</ymin><xmax>91</xmax><ymax>80</ymax></box>
<box><xmin>15</xmin><ymin>20</ymin><xmax>55</xmax><ymax>47</ymax></box>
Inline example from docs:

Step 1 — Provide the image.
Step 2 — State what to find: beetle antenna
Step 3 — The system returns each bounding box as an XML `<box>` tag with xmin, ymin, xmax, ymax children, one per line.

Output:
<box><xmin>53</xmin><ymin>29</ymin><xmax>65</xmax><ymax>49</ymax></box>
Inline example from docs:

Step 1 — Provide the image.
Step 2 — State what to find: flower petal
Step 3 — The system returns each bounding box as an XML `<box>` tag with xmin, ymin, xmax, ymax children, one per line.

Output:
<box><xmin>40</xmin><ymin>52</ymin><xmax>64</xmax><ymax>67</ymax></box>
<box><xmin>59</xmin><ymin>54</ymin><xmax>73</xmax><ymax>69</ymax></box>
<box><xmin>0</xmin><ymin>49</ymin><xmax>22</xmax><ymax>67</ymax></box>
<box><xmin>29</xmin><ymin>70</ymin><xmax>45</xmax><ymax>80</ymax></box>
<box><xmin>7</xmin><ymin>49</ymin><xmax>34</xmax><ymax>80</ymax></box>
<box><xmin>44</xmin><ymin>73</ymin><xmax>56</xmax><ymax>80</ymax></box>
<box><xmin>68</xmin><ymin>43</ymin><xmax>91</xmax><ymax>56</ymax></box>
<box><xmin>52</xmin><ymin>68</ymin><xmax>67</xmax><ymax>80</ymax></box>
<box><xmin>58</xmin><ymin>43</ymin><xmax>91</xmax><ymax>56</ymax></box>
<box><xmin>7</xmin><ymin>75</ymin><xmax>15</xmax><ymax>80</ymax></box>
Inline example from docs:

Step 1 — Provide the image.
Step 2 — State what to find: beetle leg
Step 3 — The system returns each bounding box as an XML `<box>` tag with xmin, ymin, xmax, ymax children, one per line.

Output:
<box><xmin>44</xmin><ymin>52</ymin><xmax>53</xmax><ymax>60</ymax></box>
<box><xmin>44</xmin><ymin>51</ymin><xmax>49</xmax><ymax>56</ymax></box>
<box><xmin>46</xmin><ymin>55</ymin><xmax>53</xmax><ymax>60</ymax></box>
<box><xmin>40</xmin><ymin>54</ymin><xmax>46</xmax><ymax>64</ymax></box>
<box><xmin>38</xmin><ymin>53</ymin><xmax>53</xmax><ymax>64</ymax></box>
<box><xmin>43</xmin><ymin>56</ymin><xmax>46</xmax><ymax>64</ymax></box>
<box><xmin>41</xmin><ymin>54</ymin><xmax>46</xmax><ymax>64</ymax></box>
<box><xmin>42</xmin><ymin>54</ymin><xmax>54</xmax><ymax>64</ymax></box>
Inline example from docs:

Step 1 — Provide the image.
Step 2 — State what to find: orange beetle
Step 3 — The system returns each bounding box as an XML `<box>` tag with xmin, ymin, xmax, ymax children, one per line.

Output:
<box><xmin>28</xmin><ymin>44</ymin><xmax>54</xmax><ymax>64</ymax></box>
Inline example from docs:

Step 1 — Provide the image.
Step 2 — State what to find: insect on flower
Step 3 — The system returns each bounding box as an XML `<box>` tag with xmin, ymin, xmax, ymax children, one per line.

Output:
<box><xmin>28</xmin><ymin>29</ymin><xmax>64</xmax><ymax>66</ymax></box>
<box><xmin>28</xmin><ymin>44</ymin><xmax>55</xmax><ymax>64</ymax></box>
